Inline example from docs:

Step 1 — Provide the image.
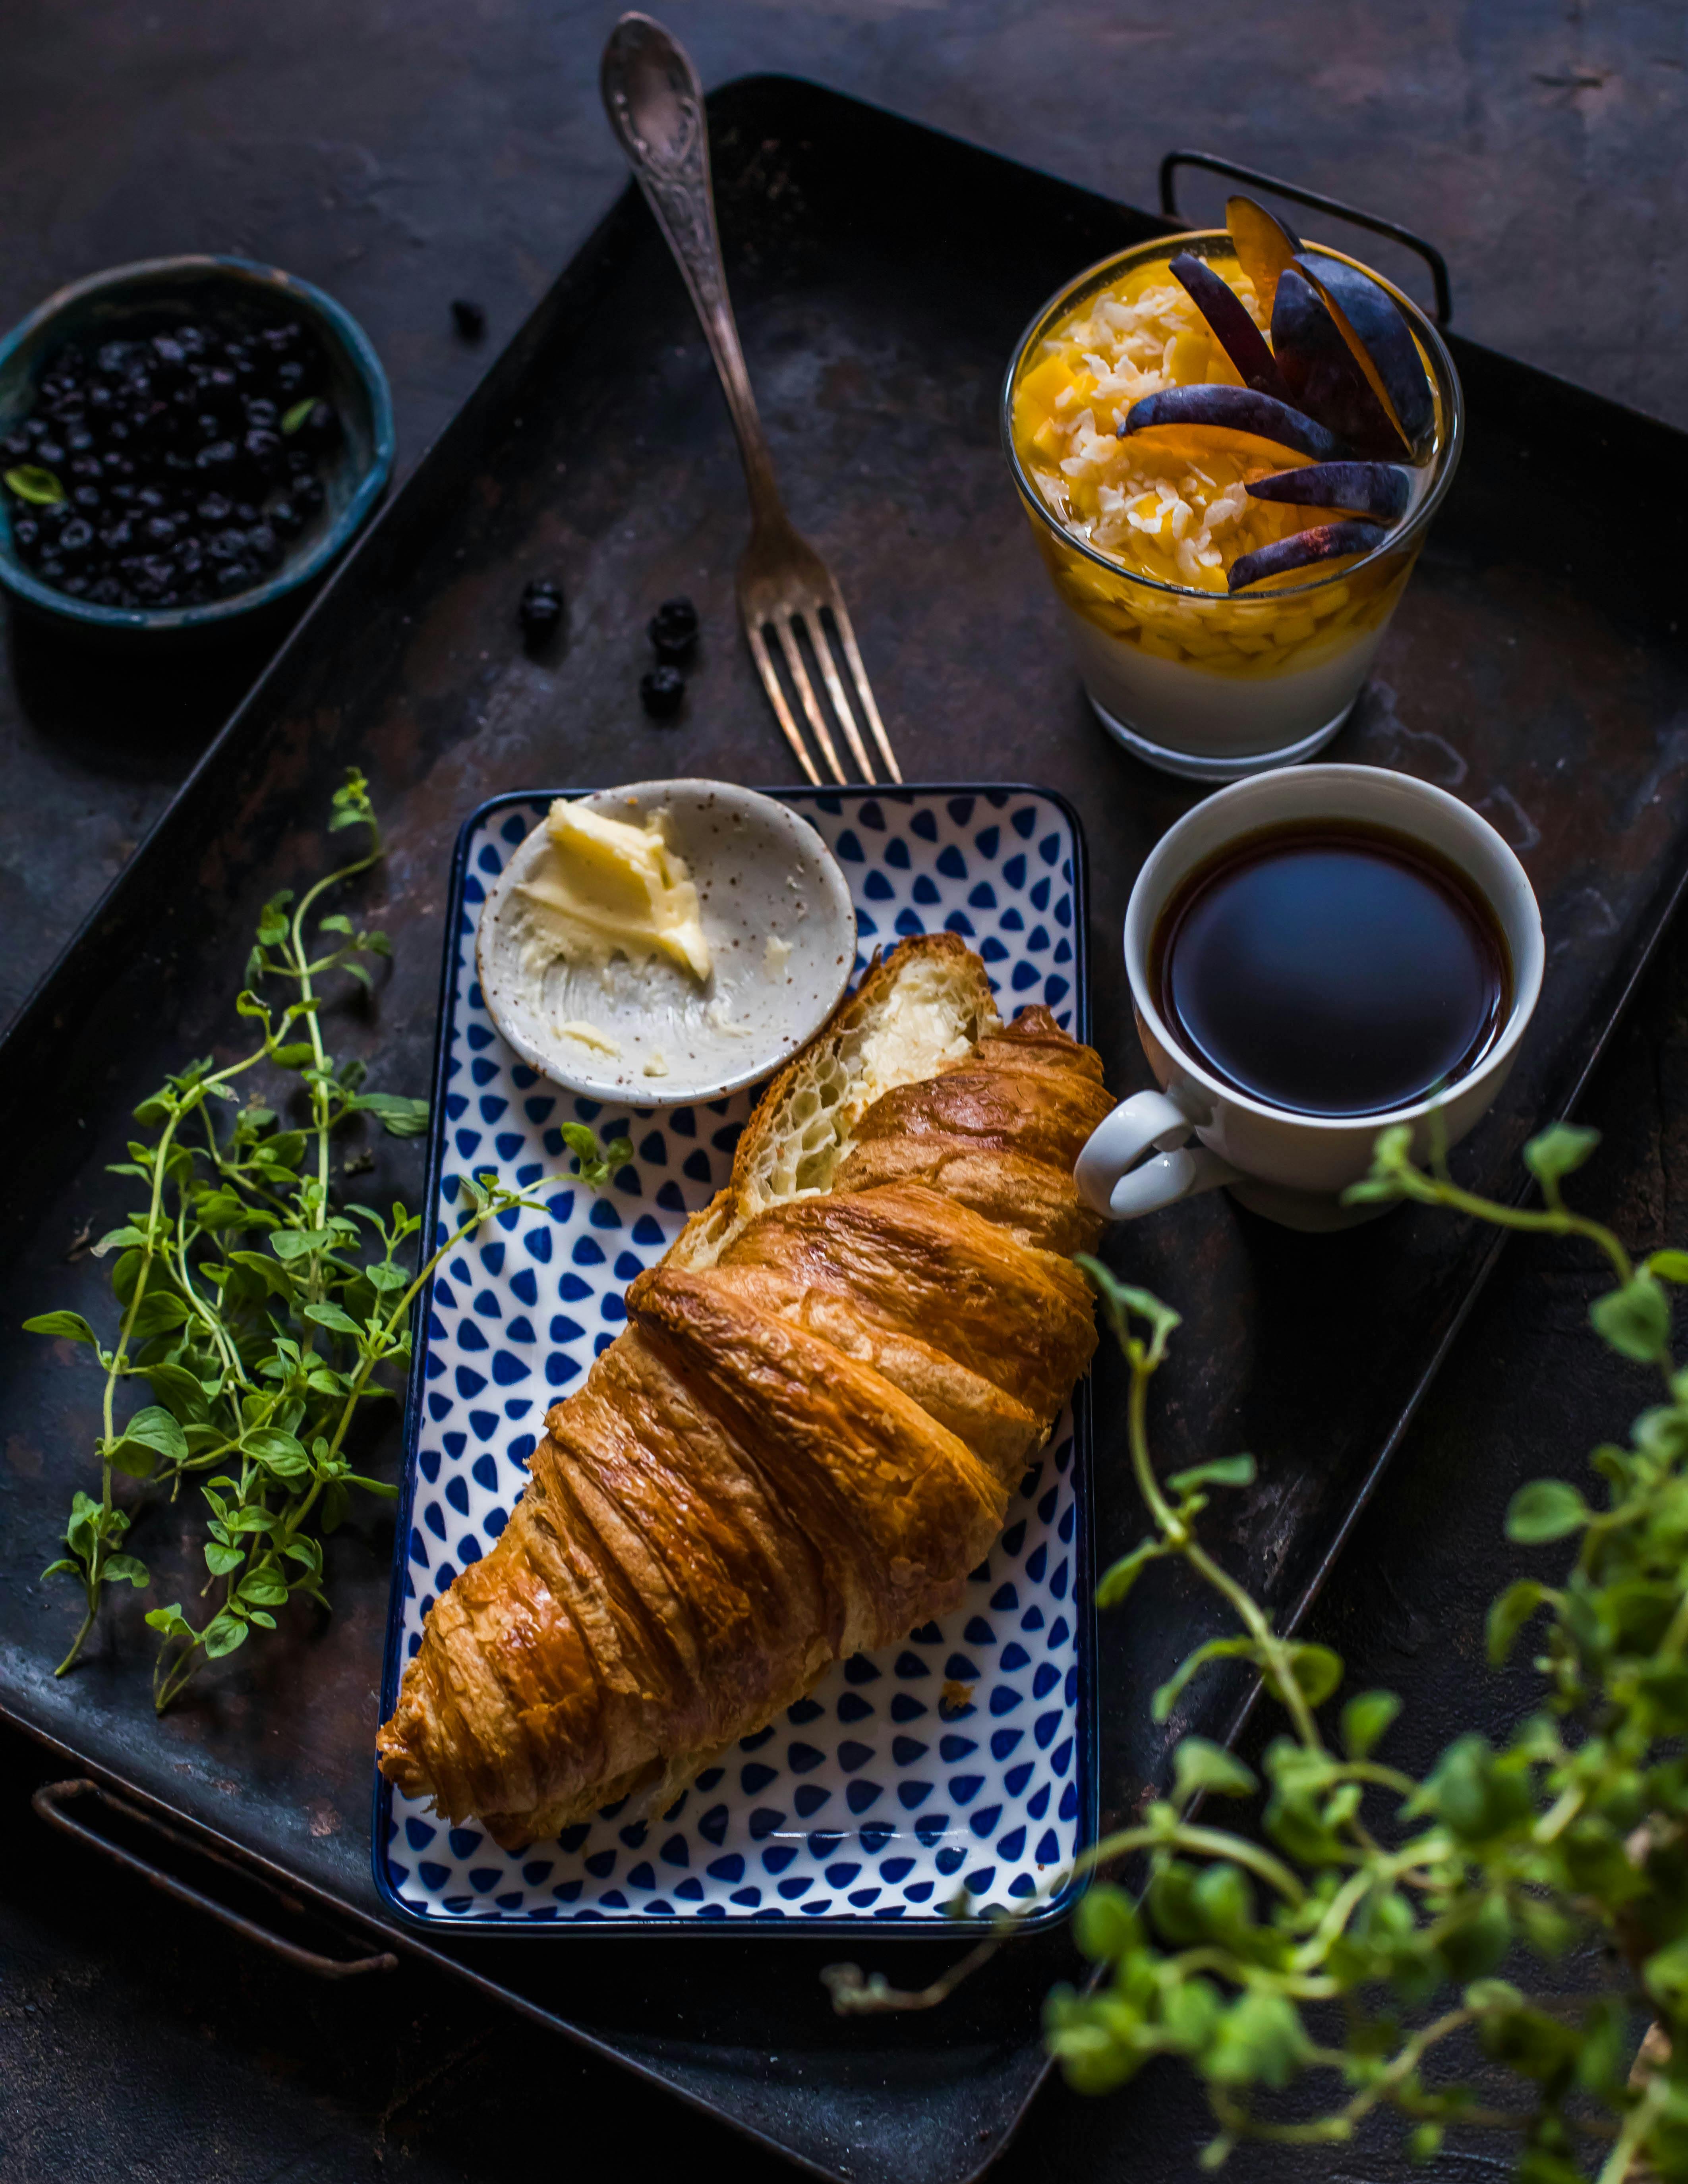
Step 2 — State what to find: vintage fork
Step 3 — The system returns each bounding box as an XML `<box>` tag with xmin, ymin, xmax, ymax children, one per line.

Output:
<box><xmin>600</xmin><ymin>13</ymin><xmax>902</xmax><ymax>786</ymax></box>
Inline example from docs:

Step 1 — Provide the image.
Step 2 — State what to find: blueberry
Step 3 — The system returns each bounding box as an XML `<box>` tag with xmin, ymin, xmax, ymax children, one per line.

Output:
<box><xmin>275</xmin><ymin>360</ymin><xmax>306</xmax><ymax>394</ymax></box>
<box><xmin>451</xmin><ymin>298</ymin><xmax>486</xmax><ymax>341</ymax></box>
<box><xmin>87</xmin><ymin>577</ymin><xmax>124</xmax><ymax>606</ymax></box>
<box><xmin>244</xmin><ymin>523</ymin><xmax>281</xmax><ymax>570</ymax></box>
<box><xmin>518</xmin><ymin>578</ymin><xmax>564</xmax><ymax>645</ymax></box>
<box><xmin>73</xmin><ymin>485</ymin><xmax>103</xmax><ymax>513</ymax></box>
<box><xmin>267</xmin><ymin>498</ymin><xmax>302</xmax><ymax>537</ymax></box>
<box><xmin>195</xmin><ymin>440</ymin><xmax>237</xmax><ymax>475</ymax></box>
<box><xmin>11</xmin><ymin>516</ymin><xmax>40</xmax><ymax>559</ymax></box>
<box><xmin>58</xmin><ymin>518</ymin><xmax>94</xmax><ymax>559</ymax></box>
<box><xmin>649</xmin><ymin>595</ymin><xmax>700</xmax><ymax>664</ymax></box>
<box><xmin>0</xmin><ymin>431</ymin><xmax>31</xmax><ymax>461</ymax></box>
<box><xmin>215</xmin><ymin>560</ymin><xmax>254</xmax><ymax>593</ymax></box>
<box><xmin>244</xmin><ymin>397</ymin><xmax>278</xmax><ymax>430</ymax></box>
<box><xmin>640</xmin><ymin>665</ymin><xmax>686</xmax><ymax>719</ymax></box>
<box><xmin>97</xmin><ymin>340</ymin><xmax>135</xmax><ymax>376</ymax></box>
<box><xmin>136</xmin><ymin>484</ymin><xmax>167</xmax><ymax>512</ymax></box>
<box><xmin>196</xmin><ymin>492</ymin><xmax>233</xmax><ymax>523</ymax></box>
<box><xmin>244</xmin><ymin>427</ymin><xmax>284</xmax><ymax>476</ymax></box>
<box><xmin>100</xmin><ymin>518</ymin><xmax>135</xmax><ymax>553</ymax></box>
<box><xmin>290</xmin><ymin>474</ymin><xmax>324</xmax><ymax>514</ymax></box>
<box><xmin>145</xmin><ymin>513</ymin><xmax>178</xmax><ymax>545</ymax></box>
<box><xmin>34</xmin><ymin>439</ymin><xmax>65</xmax><ymax>468</ymax></box>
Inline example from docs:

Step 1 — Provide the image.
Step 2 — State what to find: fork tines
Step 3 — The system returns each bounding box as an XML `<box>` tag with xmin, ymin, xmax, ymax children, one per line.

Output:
<box><xmin>743</xmin><ymin>594</ymin><xmax>902</xmax><ymax>788</ymax></box>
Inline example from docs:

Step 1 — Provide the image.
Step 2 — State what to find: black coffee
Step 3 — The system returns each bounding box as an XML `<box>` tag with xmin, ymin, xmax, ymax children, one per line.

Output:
<box><xmin>1152</xmin><ymin>818</ymin><xmax>1511</xmax><ymax>1118</ymax></box>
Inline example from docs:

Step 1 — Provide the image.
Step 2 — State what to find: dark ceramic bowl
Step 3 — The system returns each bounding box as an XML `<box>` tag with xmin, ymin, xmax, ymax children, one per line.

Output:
<box><xmin>0</xmin><ymin>255</ymin><xmax>394</xmax><ymax>638</ymax></box>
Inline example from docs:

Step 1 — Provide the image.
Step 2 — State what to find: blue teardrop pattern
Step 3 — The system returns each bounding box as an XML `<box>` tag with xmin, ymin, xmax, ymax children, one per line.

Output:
<box><xmin>383</xmin><ymin>788</ymin><xmax>1090</xmax><ymax>1927</ymax></box>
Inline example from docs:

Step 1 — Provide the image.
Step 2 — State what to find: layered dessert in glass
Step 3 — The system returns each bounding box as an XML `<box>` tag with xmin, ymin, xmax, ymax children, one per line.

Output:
<box><xmin>1004</xmin><ymin>197</ymin><xmax>1463</xmax><ymax>780</ymax></box>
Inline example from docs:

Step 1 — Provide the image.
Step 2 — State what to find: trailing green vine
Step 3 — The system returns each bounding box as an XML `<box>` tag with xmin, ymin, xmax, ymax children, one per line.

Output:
<box><xmin>28</xmin><ymin>770</ymin><xmax>627</xmax><ymax>1712</ymax></box>
<box><xmin>830</xmin><ymin>1120</ymin><xmax>1688</xmax><ymax>2180</ymax></box>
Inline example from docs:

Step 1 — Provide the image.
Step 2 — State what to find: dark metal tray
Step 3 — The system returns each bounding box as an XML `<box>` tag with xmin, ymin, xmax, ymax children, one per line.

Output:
<box><xmin>1</xmin><ymin>71</ymin><xmax>1686</xmax><ymax>2184</ymax></box>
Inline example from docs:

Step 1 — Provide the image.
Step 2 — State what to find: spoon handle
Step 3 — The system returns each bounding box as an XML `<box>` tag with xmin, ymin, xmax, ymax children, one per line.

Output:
<box><xmin>600</xmin><ymin>13</ymin><xmax>785</xmax><ymax>523</ymax></box>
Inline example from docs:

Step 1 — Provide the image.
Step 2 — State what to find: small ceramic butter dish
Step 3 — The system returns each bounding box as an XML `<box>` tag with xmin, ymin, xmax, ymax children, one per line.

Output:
<box><xmin>475</xmin><ymin>779</ymin><xmax>857</xmax><ymax>1107</ymax></box>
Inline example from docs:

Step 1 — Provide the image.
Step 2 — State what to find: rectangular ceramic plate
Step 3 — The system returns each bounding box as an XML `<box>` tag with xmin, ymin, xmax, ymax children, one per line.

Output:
<box><xmin>374</xmin><ymin>781</ymin><xmax>1096</xmax><ymax>1930</ymax></box>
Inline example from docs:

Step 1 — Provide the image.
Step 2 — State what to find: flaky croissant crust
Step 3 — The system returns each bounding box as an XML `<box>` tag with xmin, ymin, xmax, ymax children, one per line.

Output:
<box><xmin>377</xmin><ymin>936</ymin><xmax>1112</xmax><ymax>1848</ymax></box>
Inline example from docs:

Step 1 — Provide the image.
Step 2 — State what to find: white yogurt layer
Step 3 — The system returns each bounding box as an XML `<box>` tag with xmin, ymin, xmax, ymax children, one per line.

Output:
<box><xmin>1058</xmin><ymin>598</ymin><xmax>1390</xmax><ymax>770</ymax></box>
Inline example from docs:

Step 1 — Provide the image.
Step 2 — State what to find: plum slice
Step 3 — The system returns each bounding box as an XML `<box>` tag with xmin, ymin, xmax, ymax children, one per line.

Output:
<box><xmin>1246</xmin><ymin>460</ymin><xmax>1411</xmax><ymax>519</ymax></box>
<box><xmin>1227</xmin><ymin>519</ymin><xmax>1389</xmax><ymax>593</ymax></box>
<box><xmin>1121</xmin><ymin>384</ymin><xmax>1345</xmax><ymax>463</ymax></box>
<box><xmin>1168</xmin><ymin>252</ymin><xmax>1293</xmax><ymax>404</ymax></box>
<box><xmin>1296</xmin><ymin>253</ymin><xmax>1434</xmax><ymax>455</ymax></box>
<box><xmin>1225</xmin><ymin>194</ymin><xmax>1302</xmax><ymax>319</ymax></box>
<box><xmin>1270</xmin><ymin>270</ymin><xmax>1408</xmax><ymax>460</ymax></box>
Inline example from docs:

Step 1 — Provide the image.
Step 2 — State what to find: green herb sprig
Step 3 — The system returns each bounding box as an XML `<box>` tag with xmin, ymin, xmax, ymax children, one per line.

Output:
<box><xmin>4</xmin><ymin>463</ymin><xmax>65</xmax><ymax>506</ymax></box>
<box><xmin>28</xmin><ymin>771</ymin><xmax>599</xmax><ymax>1712</ymax></box>
<box><xmin>559</xmin><ymin>1120</ymin><xmax>633</xmax><ymax>1186</ymax></box>
<box><xmin>828</xmin><ymin>1120</ymin><xmax>1688</xmax><ymax>2180</ymax></box>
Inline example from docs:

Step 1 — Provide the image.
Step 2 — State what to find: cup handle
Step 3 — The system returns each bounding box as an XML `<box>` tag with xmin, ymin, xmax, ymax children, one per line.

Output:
<box><xmin>1075</xmin><ymin>1090</ymin><xmax>1243</xmax><ymax>1221</ymax></box>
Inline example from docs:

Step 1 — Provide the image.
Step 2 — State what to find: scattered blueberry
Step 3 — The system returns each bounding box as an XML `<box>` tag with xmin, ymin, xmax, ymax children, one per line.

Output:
<box><xmin>451</xmin><ymin>298</ymin><xmax>487</xmax><ymax>342</ymax></box>
<box><xmin>649</xmin><ymin>594</ymin><xmax>699</xmax><ymax>663</ymax></box>
<box><xmin>640</xmin><ymin>664</ymin><xmax>686</xmax><ymax>720</ymax></box>
<box><xmin>518</xmin><ymin>578</ymin><xmax>564</xmax><ymax>647</ymax></box>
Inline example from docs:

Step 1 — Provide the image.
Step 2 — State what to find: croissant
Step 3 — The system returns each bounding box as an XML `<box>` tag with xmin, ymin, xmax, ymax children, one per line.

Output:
<box><xmin>377</xmin><ymin>934</ymin><xmax>1114</xmax><ymax>1848</ymax></box>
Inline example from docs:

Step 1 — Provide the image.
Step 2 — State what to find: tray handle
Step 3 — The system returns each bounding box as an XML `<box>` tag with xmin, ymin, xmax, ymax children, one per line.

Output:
<box><xmin>1158</xmin><ymin>149</ymin><xmax>1453</xmax><ymax>326</ymax></box>
<box><xmin>33</xmin><ymin>1778</ymin><xmax>398</xmax><ymax>1981</ymax></box>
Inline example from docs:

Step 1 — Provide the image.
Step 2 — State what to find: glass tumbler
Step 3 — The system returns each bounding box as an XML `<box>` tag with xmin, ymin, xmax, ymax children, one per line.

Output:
<box><xmin>1002</xmin><ymin>233</ymin><xmax>1464</xmax><ymax>782</ymax></box>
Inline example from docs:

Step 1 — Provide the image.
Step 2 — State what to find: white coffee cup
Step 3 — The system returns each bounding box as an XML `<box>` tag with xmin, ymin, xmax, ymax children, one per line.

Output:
<box><xmin>1075</xmin><ymin>764</ymin><xmax>1545</xmax><ymax>1232</ymax></box>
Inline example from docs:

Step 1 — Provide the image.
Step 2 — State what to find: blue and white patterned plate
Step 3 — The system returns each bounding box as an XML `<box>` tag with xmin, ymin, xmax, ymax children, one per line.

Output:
<box><xmin>373</xmin><ymin>785</ymin><xmax>1096</xmax><ymax>1933</ymax></box>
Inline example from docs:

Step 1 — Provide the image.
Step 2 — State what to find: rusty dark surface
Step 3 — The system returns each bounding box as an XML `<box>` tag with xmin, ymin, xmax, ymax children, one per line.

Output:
<box><xmin>2</xmin><ymin>74</ymin><xmax>1688</xmax><ymax>2182</ymax></box>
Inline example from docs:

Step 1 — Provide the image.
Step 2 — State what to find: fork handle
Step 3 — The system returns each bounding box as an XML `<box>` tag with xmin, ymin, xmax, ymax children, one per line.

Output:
<box><xmin>601</xmin><ymin>14</ymin><xmax>787</xmax><ymax>527</ymax></box>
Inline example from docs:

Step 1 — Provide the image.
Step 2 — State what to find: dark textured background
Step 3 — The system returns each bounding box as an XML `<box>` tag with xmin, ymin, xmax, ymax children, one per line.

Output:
<box><xmin>2</xmin><ymin>4</ymin><xmax>1685</xmax><ymax>2179</ymax></box>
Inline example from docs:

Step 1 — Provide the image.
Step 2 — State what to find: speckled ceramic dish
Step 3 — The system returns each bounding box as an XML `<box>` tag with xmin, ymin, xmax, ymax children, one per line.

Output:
<box><xmin>474</xmin><ymin>780</ymin><xmax>858</xmax><ymax>1109</ymax></box>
